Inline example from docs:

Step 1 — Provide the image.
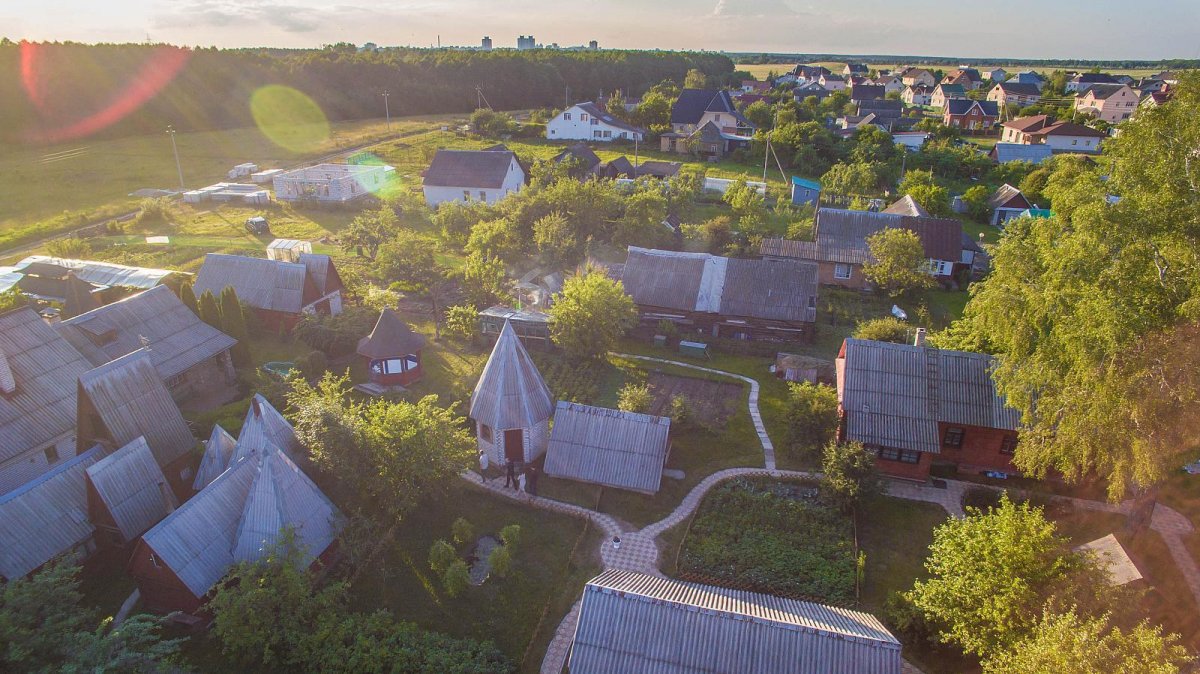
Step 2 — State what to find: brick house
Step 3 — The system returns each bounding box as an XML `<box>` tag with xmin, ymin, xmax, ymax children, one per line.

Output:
<box><xmin>942</xmin><ymin>99</ymin><xmax>999</xmax><ymax>131</ymax></box>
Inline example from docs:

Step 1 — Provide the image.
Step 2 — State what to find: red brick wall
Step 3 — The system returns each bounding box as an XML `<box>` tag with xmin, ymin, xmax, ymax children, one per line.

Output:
<box><xmin>875</xmin><ymin>450</ymin><xmax>933</xmax><ymax>481</ymax></box>
<box><xmin>816</xmin><ymin>261</ymin><xmax>866</xmax><ymax>289</ymax></box>
<box><xmin>936</xmin><ymin>422</ymin><xmax>1018</xmax><ymax>475</ymax></box>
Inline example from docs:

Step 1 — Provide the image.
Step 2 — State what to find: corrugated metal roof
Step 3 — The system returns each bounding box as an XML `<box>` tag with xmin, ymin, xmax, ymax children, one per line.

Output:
<box><xmin>761</xmin><ymin>209</ymin><xmax>963</xmax><ymax>266</ymax></box>
<box><xmin>881</xmin><ymin>196</ymin><xmax>930</xmax><ymax>217</ymax></box>
<box><xmin>544</xmin><ymin>402</ymin><xmax>671</xmax><ymax>493</ymax></box>
<box><xmin>987</xmin><ymin>184</ymin><xmax>1030</xmax><ymax>210</ymax></box>
<box><xmin>193</xmin><ymin>424</ymin><xmax>236</xmax><ymax>491</ymax></box>
<box><xmin>469</xmin><ymin>321</ymin><xmax>554</xmax><ymax>431</ymax></box>
<box><xmin>0</xmin><ymin>308</ymin><xmax>92</xmax><ymax>467</ymax></box>
<box><xmin>0</xmin><ymin>445</ymin><xmax>102</xmax><ymax>580</ymax></box>
<box><xmin>720</xmin><ymin>257</ymin><xmax>818</xmax><ymax>323</ymax></box>
<box><xmin>140</xmin><ymin>446</ymin><xmax>343</xmax><ymax>597</ymax></box>
<box><xmin>620</xmin><ymin>248</ymin><xmax>708</xmax><ymax>312</ymax></box>
<box><xmin>298</xmin><ymin>254</ymin><xmax>341</xmax><ymax>297</ymax></box>
<box><xmin>192</xmin><ymin>254</ymin><xmax>307</xmax><ymax>314</ymax></box>
<box><xmin>86</xmin><ymin>436</ymin><xmax>176</xmax><ymax>541</ymax></box>
<box><xmin>78</xmin><ymin>349</ymin><xmax>195</xmax><ymax>469</ymax></box>
<box><xmin>838</xmin><ymin>339</ymin><xmax>1019</xmax><ymax>454</ymax></box>
<box><xmin>570</xmin><ymin>569</ymin><xmax>901</xmax><ymax>674</ymax></box>
<box><xmin>13</xmin><ymin>256</ymin><xmax>177</xmax><ymax>290</ymax></box>
<box><xmin>58</xmin><ymin>286</ymin><xmax>237</xmax><ymax>381</ymax></box>
<box><xmin>232</xmin><ymin>395</ymin><xmax>300</xmax><ymax>463</ymax></box>
<box><xmin>357</xmin><ymin>309</ymin><xmax>426</xmax><ymax>359</ymax></box>
<box><xmin>991</xmin><ymin>143</ymin><xmax>1052</xmax><ymax>164</ymax></box>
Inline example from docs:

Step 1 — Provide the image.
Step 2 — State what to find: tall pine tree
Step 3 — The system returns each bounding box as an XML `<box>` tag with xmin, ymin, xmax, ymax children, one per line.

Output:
<box><xmin>197</xmin><ymin>289</ymin><xmax>222</xmax><ymax>329</ymax></box>
<box><xmin>178</xmin><ymin>282</ymin><xmax>198</xmax><ymax>315</ymax></box>
<box><xmin>218</xmin><ymin>287</ymin><xmax>252</xmax><ymax>367</ymax></box>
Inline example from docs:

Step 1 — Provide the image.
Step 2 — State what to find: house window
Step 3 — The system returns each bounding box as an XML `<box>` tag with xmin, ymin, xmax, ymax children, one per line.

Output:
<box><xmin>603</xmin><ymin>130</ymin><xmax>612</xmax><ymax>138</ymax></box>
<box><xmin>480</xmin><ymin>424</ymin><xmax>493</xmax><ymax>443</ymax></box>
<box><xmin>478</xmin><ymin>191</ymin><xmax>486</xmax><ymax>200</ymax></box>
<box><xmin>463</xmin><ymin>190</ymin><xmax>471</xmax><ymax>202</ymax></box>
<box><xmin>1000</xmin><ymin>435</ymin><xmax>1017</xmax><ymax>455</ymax></box>
<box><xmin>594</xmin><ymin>130</ymin><xmax>602</xmax><ymax>138</ymax></box>
<box><xmin>877</xmin><ymin>446</ymin><xmax>921</xmax><ymax>464</ymax></box>
<box><xmin>833</xmin><ymin>263</ymin><xmax>852</xmax><ymax>280</ymax></box>
<box><xmin>580</xmin><ymin>114</ymin><xmax>588</xmax><ymax>122</ymax></box>
<box><xmin>44</xmin><ymin>445</ymin><xmax>59</xmax><ymax>464</ymax></box>
<box><xmin>591</xmin><ymin>118</ymin><xmax>599</xmax><ymax>125</ymax></box>
<box><xmin>943</xmin><ymin>427</ymin><xmax>965</xmax><ymax>448</ymax></box>
<box><xmin>563</xmin><ymin>113</ymin><xmax>571</xmax><ymax>120</ymax></box>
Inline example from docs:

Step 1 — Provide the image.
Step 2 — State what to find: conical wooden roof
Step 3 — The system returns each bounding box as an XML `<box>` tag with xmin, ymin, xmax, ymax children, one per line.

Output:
<box><xmin>469</xmin><ymin>320</ymin><xmax>553</xmax><ymax>430</ymax></box>
<box><xmin>357</xmin><ymin>308</ymin><xmax>427</xmax><ymax>359</ymax></box>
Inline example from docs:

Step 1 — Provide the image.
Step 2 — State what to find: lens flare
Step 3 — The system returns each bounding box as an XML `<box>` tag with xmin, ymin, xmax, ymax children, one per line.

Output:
<box><xmin>345</xmin><ymin>151</ymin><xmax>397</xmax><ymax>196</ymax></box>
<box><xmin>250</xmin><ymin>85</ymin><xmax>330</xmax><ymax>154</ymax></box>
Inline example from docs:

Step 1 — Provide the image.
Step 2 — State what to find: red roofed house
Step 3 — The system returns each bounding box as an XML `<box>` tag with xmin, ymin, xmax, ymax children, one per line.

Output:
<box><xmin>1075</xmin><ymin>84</ymin><xmax>1138</xmax><ymax>123</ymax></box>
<box><xmin>1000</xmin><ymin>115</ymin><xmax>1106</xmax><ymax>154</ymax></box>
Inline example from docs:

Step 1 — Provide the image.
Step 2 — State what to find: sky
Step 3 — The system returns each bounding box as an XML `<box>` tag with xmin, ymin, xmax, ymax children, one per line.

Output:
<box><xmin>4</xmin><ymin>0</ymin><xmax>1199</xmax><ymax>61</ymax></box>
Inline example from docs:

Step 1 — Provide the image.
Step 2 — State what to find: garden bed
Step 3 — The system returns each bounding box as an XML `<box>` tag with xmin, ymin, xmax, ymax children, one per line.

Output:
<box><xmin>676</xmin><ymin>477</ymin><xmax>857</xmax><ymax>603</ymax></box>
<box><xmin>645</xmin><ymin>372</ymin><xmax>741</xmax><ymax>427</ymax></box>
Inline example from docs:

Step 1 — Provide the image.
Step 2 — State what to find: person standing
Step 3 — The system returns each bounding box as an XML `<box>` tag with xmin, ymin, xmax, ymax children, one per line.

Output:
<box><xmin>517</xmin><ymin>470</ymin><xmax>527</xmax><ymax>494</ymax></box>
<box><xmin>527</xmin><ymin>464</ymin><xmax>539</xmax><ymax>496</ymax></box>
<box><xmin>479</xmin><ymin>450</ymin><xmax>491</xmax><ymax>483</ymax></box>
<box><xmin>505</xmin><ymin>460</ymin><xmax>517</xmax><ymax>488</ymax></box>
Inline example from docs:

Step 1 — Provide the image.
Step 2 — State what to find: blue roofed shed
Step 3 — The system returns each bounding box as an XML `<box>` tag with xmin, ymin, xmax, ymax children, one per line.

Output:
<box><xmin>791</xmin><ymin>176</ymin><xmax>821</xmax><ymax>206</ymax></box>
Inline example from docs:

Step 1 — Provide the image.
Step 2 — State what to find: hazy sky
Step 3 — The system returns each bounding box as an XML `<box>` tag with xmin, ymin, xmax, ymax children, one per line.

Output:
<box><xmin>5</xmin><ymin>0</ymin><xmax>1198</xmax><ymax>60</ymax></box>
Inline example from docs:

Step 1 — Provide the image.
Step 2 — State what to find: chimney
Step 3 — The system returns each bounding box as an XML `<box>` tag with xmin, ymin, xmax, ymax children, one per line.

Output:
<box><xmin>158</xmin><ymin>482</ymin><xmax>176</xmax><ymax>514</ymax></box>
<box><xmin>914</xmin><ymin>328</ymin><xmax>927</xmax><ymax>347</ymax></box>
<box><xmin>251</xmin><ymin>396</ymin><xmax>262</xmax><ymax>418</ymax></box>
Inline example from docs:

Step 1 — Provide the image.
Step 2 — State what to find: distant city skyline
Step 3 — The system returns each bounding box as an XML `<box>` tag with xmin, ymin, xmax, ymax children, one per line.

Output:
<box><xmin>4</xmin><ymin>0</ymin><xmax>1198</xmax><ymax>61</ymax></box>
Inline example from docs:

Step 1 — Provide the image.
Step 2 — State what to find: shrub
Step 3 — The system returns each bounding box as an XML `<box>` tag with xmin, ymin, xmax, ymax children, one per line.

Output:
<box><xmin>853</xmin><ymin>317</ymin><xmax>912</xmax><ymax>344</ymax></box>
<box><xmin>667</xmin><ymin>394</ymin><xmax>692</xmax><ymax>428</ymax></box>
<box><xmin>451</xmin><ymin>517</ymin><xmax>474</xmax><ymax>546</ymax></box>
<box><xmin>443</xmin><ymin>305</ymin><xmax>478</xmax><ymax>341</ymax></box>
<box><xmin>428</xmin><ymin>539</ymin><xmax>457</xmax><ymax>575</ymax></box>
<box><xmin>617</xmin><ymin>382</ymin><xmax>653</xmax><ymax>413</ymax></box>
<box><xmin>488</xmin><ymin>545</ymin><xmax>513</xmax><ymax>579</ymax></box>
<box><xmin>961</xmin><ymin>486</ymin><xmax>1003</xmax><ymax>512</ymax></box>
<box><xmin>820</xmin><ymin>440</ymin><xmax>882</xmax><ymax>511</ymax></box>
<box><xmin>46</xmin><ymin>237</ymin><xmax>91</xmax><ymax>258</ymax></box>
<box><xmin>442</xmin><ymin>560</ymin><xmax>470</xmax><ymax>597</ymax></box>
<box><xmin>783</xmin><ymin>382</ymin><xmax>838</xmax><ymax>460</ymax></box>
<box><xmin>499</xmin><ymin>524</ymin><xmax>521</xmax><ymax>551</ymax></box>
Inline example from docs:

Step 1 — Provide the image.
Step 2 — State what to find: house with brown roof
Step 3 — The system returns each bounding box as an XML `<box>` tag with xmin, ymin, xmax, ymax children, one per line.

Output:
<box><xmin>1000</xmin><ymin>115</ymin><xmax>1105</xmax><ymax>154</ymax></box>
<box><xmin>988</xmin><ymin>184</ymin><xmax>1033</xmax><ymax>226</ymax></box>
<box><xmin>900</xmin><ymin>67</ymin><xmax>936</xmax><ymax>88</ymax></box>
<box><xmin>987</xmin><ymin>82</ymin><xmax>1042</xmax><ymax>107</ymax></box>
<box><xmin>1075</xmin><ymin>84</ymin><xmax>1138</xmax><ymax>123</ymax></box>
<box><xmin>620</xmin><ymin>247</ymin><xmax>819</xmax><ymax>342</ymax></box>
<box><xmin>942</xmin><ymin>68</ymin><xmax>982</xmax><ymax>91</ymax></box>
<box><xmin>837</xmin><ymin>337</ymin><xmax>1022</xmax><ymax>480</ymax></box>
<box><xmin>192</xmin><ymin>252</ymin><xmax>344</xmax><ymax>331</ymax></box>
<box><xmin>760</xmin><ymin>205</ymin><xmax>965</xmax><ymax>289</ymax></box>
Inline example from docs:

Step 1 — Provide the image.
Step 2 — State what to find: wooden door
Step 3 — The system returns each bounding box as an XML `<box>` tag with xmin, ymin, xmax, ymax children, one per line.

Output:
<box><xmin>503</xmin><ymin>429</ymin><xmax>524</xmax><ymax>463</ymax></box>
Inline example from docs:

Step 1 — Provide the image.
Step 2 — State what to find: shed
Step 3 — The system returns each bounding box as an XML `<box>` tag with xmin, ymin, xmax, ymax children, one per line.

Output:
<box><xmin>266</xmin><ymin>239</ymin><xmax>313</xmax><ymax>263</ymax></box>
<box><xmin>1076</xmin><ymin>534</ymin><xmax>1143</xmax><ymax>585</ymax></box>
<box><xmin>86</xmin><ymin>436</ymin><xmax>177</xmax><ymax>546</ymax></box>
<box><xmin>544</xmin><ymin>402</ymin><xmax>671</xmax><ymax>494</ymax></box>
<box><xmin>569</xmin><ymin>569</ymin><xmax>903</xmax><ymax>674</ymax></box>
<box><xmin>987</xmin><ymin>184</ymin><xmax>1032</xmax><ymax>226</ymax></box>
<box><xmin>791</xmin><ymin>176</ymin><xmax>821</xmax><ymax>207</ymax></box>
<box><xmin>469</xmin><ymin>321</ymin><xmax>554</xmax><ymax>466</ymax></box>
<box><xmin>357</xmin><ymin>308</ymin><xmax>427</xmax><ymax>387</ymax></box>
<box><xmin>479</xmin><ymin>306</ymin><xmax>552</xmax><ymax>347</ymax></box>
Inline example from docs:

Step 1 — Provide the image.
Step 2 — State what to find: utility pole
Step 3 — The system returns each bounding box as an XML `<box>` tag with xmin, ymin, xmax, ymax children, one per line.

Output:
<box><xmin>634</xmin><ymin>134</ymin><xmax>639</xmax><ymax>169</ymax></box>
<box><xmin>166</xmin><ymin>125</ymin><xmax>184</xmax><ymax>191</ymax></box>
<box><xmin>382</xmin><ymin>90</ymin><xmax>391</xmax><ymax>131</ymax></box>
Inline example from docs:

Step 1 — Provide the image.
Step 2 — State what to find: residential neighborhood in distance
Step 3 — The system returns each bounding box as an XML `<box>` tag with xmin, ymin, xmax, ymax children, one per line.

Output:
<box><xmin>1</xmin><ymin>8</ymin><xmax>1198</xmax><ymax>674</ymax></box>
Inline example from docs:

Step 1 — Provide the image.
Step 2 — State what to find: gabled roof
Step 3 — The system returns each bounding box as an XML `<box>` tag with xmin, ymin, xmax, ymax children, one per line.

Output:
<box><xmin>232</xmin><ymin>394</ymin><xmax>300</xmax><ymax>464</ymax></box>
<box><xmin>469</xmin><ymin>321</ymin><xmax>554</xmax><ymax>431</ymax></box>
<box><xmin>299</xmin><ymin>253</ymin><xmax>342</xmax><ymax>297</ymax></box>
<box><xmin>945</xmin><ymin>99</ymin><xmax>999</xmax><ymax>116</ymax></box>
<box><xmin>934</xmin><ymin>83</ymin><xmax>966</xmax><ymax>97</ymax></box>
<box><xmin>988</xmin><ymin>184</ymin><xmax>1030</xmax><ymax>210</ymax></box>
<box><xmin>849</xmin><ymin>84</ymin><xmax>885</xmax><ymax>101</ymax></box>
<box><xmin>1072</xmin><ymin>73</ymin><xmax>1117</xmax><ymax>84</ymax></box>
<box><xmin>11</xmin><ymin>256</ymin><xmax>177</xmax><ymax>291</ymax></box>
<box><xmin>761</xmin><ymin>208</ymin><xmax>963</xmax><ymax>265</ymax></box>
<box><xmin>192</xmin><ymin>254</ymin><xmax>310</xmax><ymax>314</ymax></box>
<box><xmin>357</xmin><ymin>308</ymin><xmax>427</xmax><ymax>360</ymax></box>
<box><xmin>86</xmin><ymin>436</ymin><xmax>176</xmax><ymax>541</ymax></box>
<box><xmin>572</xmin><ymin>102</ymin><xmax>645</xmax><ymax>135</ymax></box>
<box><xmin>64</xmin><ymin>273</ymin><xmax>100</xmax><ymax>318</ymax></box>
<box><xmin>993</xmin><ymin>82</ymin><xmax>1042</xmax><ymax>97</ymax></box>
<box><xmin>636</xmin><ymin>161</ymin><xmax>682</xmax><ymax>179</ymax></box>
<box><xmin>1037</xmin><ymin>121</ymin><xmax>1106</xmax><ymax>138</ymax></box>
<box><xmin>544</xmin><ymin>402</ymin><xmax>671</xmax><ymax>494</ymax></box>
<box><xmin>194</xmin><ymin>424</ymin><xmax>237</xmax><ymax>491</ymax></box>
<box><xmin>0</xmin><ymin>445</ymin><xmax>103</xmax><ymax>580</ymax></box>
<box><xmin>605</xmin><ymin>156</ymin><xmax>635</xmax><ymax>178</ymax></box>
<box><xmin>570</xmin><ymin>569</ymin><xmax>902</xmax><ymax>674</ymax></box>
<box><xmin>140</xmin><ymin>446</ymin><xmax>343</xmax><ymax>598</ymax></box>
<box><xmin>1001</xmin><ymin>114</ymin><xmax>1052</xmax><ymax>132</ymax></box>
<box><xmin>423</xmin><ymin>149</ymin><xmax>518</xmax><ymax>189</ymax></box>
<box><xmin>553</xmin><ymin>143</ymin><xmax>602</xmax><ymax>170</ymax></box>
<box><xmin>621</xmin><ymin>248</ymin><xmax>818</xmax><ymax>323</ymax></box>
<box><xmin>0</xmin><ymin>308</ymin><xmax>92</xmax><ymax>468</ymax></box>
<box><xmin>77</xmin><ymin>349</ymin><xmax>194</xmax><ymax>470</ymax></box>
<box><xmin>991</xmin><ymin>143</ymin><xmax>1053</xmax><ymax>164</ymax></box>
<box><xmin>1082</xmin><ymin>84</ymin><xmax>1130</xmax><ymax>100</ymax></box>
<box><xmin>58</xmin><ymin>286</ymin><xmax>237</xmax><ymax>381</ymax></box>
<box><xmin>838</xmin><ymin>338</ymin><xmax>1020</xmax><ymax>454</ymax></box>
<box><xmin>882</xmin><ymin>195</ymin><xmax>930</xmax><ymax>217</ymax></box>
<box><xmin>671</xmin><ymin>89</ymin><xmax>751</xmax><ymax>128</ymax></box>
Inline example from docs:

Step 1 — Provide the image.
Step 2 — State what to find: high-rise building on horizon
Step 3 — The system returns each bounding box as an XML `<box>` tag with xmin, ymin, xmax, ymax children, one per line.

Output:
<box><xmin>481</xmin><ymin>36</ymin><xmax>492</xmax><ymax>50</ymax></box>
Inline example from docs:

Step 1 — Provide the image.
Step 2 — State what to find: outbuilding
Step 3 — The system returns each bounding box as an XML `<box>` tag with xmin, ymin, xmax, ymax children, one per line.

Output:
<box><xmin>544</xmin><ymin>402</ymin><xmax>671</xmax><ymax>494</ymax></box>
<box><xmin>357</xmin><ymin>308</ymin><xmax>427</xmax><ymax>388</ymax></box>
<box><xmin>469</xmin><ymin>320</ymin><xmax>554</xmax><ymax>466</ymax></box>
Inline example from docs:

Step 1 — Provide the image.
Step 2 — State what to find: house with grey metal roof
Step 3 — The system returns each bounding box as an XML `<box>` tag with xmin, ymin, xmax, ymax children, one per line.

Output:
<box><xmin>836</xmin><ymin>338</ymin><xmax>1021</xmax><ymax>480</ymax></box>
<box><xmin>470</xmin><ymin>320</ymin><xmax>554</xmax><ymax>466</ymax></box>
<box><xmin>231</xmin><ymin>394</ymin><xmax>301</xmax><ymax>465</ymax></box>
<box><xmin>191</xmin><ymin>252</ymin><xmax>343</xmax><ymax>331</ymax></box>
<box><xmin>990</xmin><ymin>143</ymin><xmax>1053</xmax><ymax>165</ymax></box>
<box><xmin>569</xmin><ymin>569</ymin><xmax>903</xmax><ymax>674</ymax></box>
<box><xmin>0</xmin><ymin>307</ymin><xmax>93</xmax><ymax>495</ymax></box>
<box><xmin>58</xmin><ymin>285</ymin><xmax>237</xmax><ymax>403</ymax></box>
<box><xmin>7</xmin><ymin>255</ymin><xmax>178</xmax><ymax>311</ymax></box>
<box><xmin>547</xmin><ymin>102</ymin><xmax>646</xmax><ymax>143</ymax></box>
<box><xmin>544</xmin><ymin>402</ymin><xmax>671</xmax><ymax>494</ymax></box>
<box><xmin>760</xmin><ymin>207</ymin><xmax>965</xmax><ymax>290</ymax></box>
<box><xmin>130</xmin><ymin>445</ymin><xmax>343</xmax><ymax>615</ymax></box>
<box><xmin>621</xmin><ymin>247</ymin><xmax>819</xmax><ymax>342</ymax></box>
<box><xmin>85</xmin><ymin>436</ymin><xmax>177</xmax><ymax>546</ymax></box>
<box><xmin>422</xmin><ymin>148</ymin><xmax>526</xmax><ymax>207</ymax></box>
<box><xmin>0</xmin><ymin>445</ymin><xmax>104</xmax><ymax>581</ymax></box>
<box><xmin>76</xmin><ymin>349</ymin><xmax>197</xmax><ymax>498</ymax></box>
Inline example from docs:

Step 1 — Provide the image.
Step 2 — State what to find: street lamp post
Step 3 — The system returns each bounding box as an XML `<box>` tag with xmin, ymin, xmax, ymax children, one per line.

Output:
<box><xmin>166</xmin><ymin>125</ymin><xmax>184</xmax><ymax>191</ymax></box>
<box><xmin>382</xmin><ymin>90</ymin><xmax>391</xmax><ymax>132</ymax></box>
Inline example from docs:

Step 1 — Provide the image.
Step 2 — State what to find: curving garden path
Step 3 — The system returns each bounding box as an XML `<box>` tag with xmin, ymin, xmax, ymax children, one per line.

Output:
<box><xmin>459</xmin><ymin>357</ymin><xmax>1200</xmax><ymax>674</ymax></box>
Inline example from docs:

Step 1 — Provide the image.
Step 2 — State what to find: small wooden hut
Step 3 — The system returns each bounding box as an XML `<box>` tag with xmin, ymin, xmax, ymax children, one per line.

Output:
<box><xmin>357</xmin><ymin>309</ymin><xmax>427</xmax><ymax>387</ymax></box>
<box><xmin>469</xmin><ymin>320</ymin><xmax>554</xmax><ymax>465</ymax></box>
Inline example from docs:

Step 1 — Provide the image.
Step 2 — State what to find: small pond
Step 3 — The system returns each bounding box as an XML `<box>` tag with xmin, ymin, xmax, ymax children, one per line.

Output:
<box><xmin>261</xmin><ymin>361</ymin><xmax>296</xmax><ymax>378</ymax></box>
<box><xmin>467</xmin><ymin>535</ymin><xmax>501</xmax><ymax>586</ymax></box>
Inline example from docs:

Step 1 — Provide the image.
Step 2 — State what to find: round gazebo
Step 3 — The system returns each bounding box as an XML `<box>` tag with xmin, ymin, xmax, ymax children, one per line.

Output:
<box><xmin>357</xmin><ymin>308</ymin><xmax>427</xmax><ymax>387</ymax></box>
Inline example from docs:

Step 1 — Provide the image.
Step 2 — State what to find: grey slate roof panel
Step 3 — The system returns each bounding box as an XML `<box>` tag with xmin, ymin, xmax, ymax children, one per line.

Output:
<box><xmin>991</xmin><ymin>143</ymin><xmax>1052</xmax><ymax>164</ymax></box>
<box><xmin>231</xmin><ymin>395</ymin><xmax>300</xmax><ymax>463</ymax></box>
<box><xmin>0</xmin><ymin>308</ymin><xmax>92</xmax><ymax>465</ymax></box>
<box><xmin>720</xmin><ymin>257</ymin><xmax>818</xmax><ymax>323</ymax></box>
<box><xmin>86</xmin><ymin>436</ymin><xmax>176</xmax><ymax>541</ymax></box>
<box><xmin>0</xmin><ymin>445</ymin><xmax>103</xmax><ymax>580</ymax></box>
<box><xmin>762</xmin><ymin>209</ymin><xmax>963</xmax><ymax>266</ymax></box>
<box><xmin>194</xmin><ymin>424</ymin><xmax>237</xmax><ymax>491</ymax></box>
<box><xmin>570</xmin><ymin>569</ymin><xmax>902</xmax><ymax>674</ymax></box>
<box><xmin>574</xmin><ymin>102</ymin><xmax>645</xmax><ymax>135</ymax></box>
<box><xmin>469</xmin><ymin>321</ymin><xmax>554</xmax><ymax>431</ymax></box>
<box><xmin>544</xmin><ymin>402</ymin><xmax>671</xmax><ymax>493</ymax></box>
<box><xmin>58</xmin><ymin>286</ymin><xmax>237</xmax><ymax>381</ymax></box>
<box><xmin>192</xmin><ymin>254</ymin><xmax>307</xmax><ymax>314</ymax></box>
<box><xmin>621</xmin><ymin>248</ymin><xmax>707</xmax><ymax>312</ymax></box>
<box><xmin>423</xmin><ymin>149</ymin><xmax>517</xmax><ymax>189</ymax></box>
<box><xmin>987</xmin><ymin>184</ymin><xmax>1030</xmax><ymax>210</ymax></box>
<box><xmin>12</xmin><ymin>256</ymin><xmax>177</xmax><ymax>290</ymax></box>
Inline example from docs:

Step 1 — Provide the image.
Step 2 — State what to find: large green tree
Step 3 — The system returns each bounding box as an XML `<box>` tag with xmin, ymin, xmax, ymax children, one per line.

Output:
<box><xmin>341</xmin><ymin>204</ymin><xmax>398</xmax><ymax>259</ymax></box>
<box><xmin>943</xmin><ymin>74</ymin><xmax>1200</xmax><ymax>497</ymax></box>
<box><xmin>197</xmin><ymin>289</ymin><xmax>223</xmax><ymax>329</ymax></box>
<box><xmin>783</xmin><ymin>381</ymin><xmax>839</xmax><ymax>459</ymax></box>
<box><xmin>548</xmin><ymin>269</ymin><xmax>637</xmax><ymax>360</ymax></box>
<box><xmin>458</xmin><ymin>252</ymin><xmax>510</xmax><ymax>309</ymax></box>
<box><xmin>863</xmin><ymin>228</ymin><xmax>935</xmax><ymax>296</ymax></box>
<box><xmin>376</xmin><ymin>231</ymin><xmax>449</xmax><ymax>336</ymax></box>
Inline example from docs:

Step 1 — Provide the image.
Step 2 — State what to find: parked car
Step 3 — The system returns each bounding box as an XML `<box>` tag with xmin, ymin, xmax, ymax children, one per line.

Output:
<box><xmin>245</xmin><ymin>216</ymin><xmax>270</xmax><ymax>234</ymax></box>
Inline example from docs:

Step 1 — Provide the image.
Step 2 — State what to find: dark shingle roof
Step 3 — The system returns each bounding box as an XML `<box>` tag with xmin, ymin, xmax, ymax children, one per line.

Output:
<box><xmin>945</xmin><ymin>99</ymin><xmax>999</xmax><ymax>116</ymax></box>
<box><xmin>357</xmin><ymin>308</ymin><xmax>426</xmax><ymax>359</ymax></box>
<box><xmin>994</xmin><ymin>82</ymin><xmax>1042</xmax><ymax>97</ymax></box>
<box><xmin>1083</xmin><ymin>84</ymin><xmax>1129</xmax><ymax>100</ymax></box>
<box><xmin>574</xmin><ymin>102</ymin><xmax>645</xmax><ymax>135</ymax></box>
<box><xmin>423</xmin><ymin>149</ymin><xmax>517</xmax><ymax>189</ymax></box>
<box><xmin>670</xmin><ymin>89</ymin><xmax>751</xmax><ymax>129</ymax></box>
<box><xmin>849</xmin><ymin>84</ymin><xmax>885</xmax><ymax>101</ymax></box>
<box><xmin>988</xmin><ymin>184</ymin><xmax>1030</xmax><ymax>210</ymax></box>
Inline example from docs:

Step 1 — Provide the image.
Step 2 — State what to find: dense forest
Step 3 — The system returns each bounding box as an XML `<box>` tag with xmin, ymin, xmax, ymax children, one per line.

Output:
<box><xmin>0</xmin><ymin>41</ymin><xmax>734</xmax><ymax>143</ymax></box>
<box><xmin>733</xmin><ymin>52</ymin><xmax>1200</xmax><ymax>70</ymax></box>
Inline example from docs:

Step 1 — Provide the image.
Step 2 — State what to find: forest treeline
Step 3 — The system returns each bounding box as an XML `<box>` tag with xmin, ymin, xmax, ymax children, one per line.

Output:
<box><xmin>0</xmin><ymin>41</ymin><xmax>734</xmax><ymax>143</ymax></box>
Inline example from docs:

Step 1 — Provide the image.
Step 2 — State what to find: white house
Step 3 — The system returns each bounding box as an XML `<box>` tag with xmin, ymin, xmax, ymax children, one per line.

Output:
<box><xmin>273</xmin><ymin>163</ymin><xmax>395</xmax><ymax>203</ymax></box>
<box><xmin>902</xmin><ymin>86</ymin><xmax>932</xmax><ymax>106</ymax></box>
<box><xmin>546</xmin><ymin>102</ymin><xmax>645</xmax><ymax>142</ymax></box>
<box><xmin>422</xmin><ymin>148</ymin><xmax>525</xmax><ymax>207</ymax></box>
<box><xmin>876</xmin><ymin>74</ymin><xmax>905</xmax><ymax>95</ymax></box>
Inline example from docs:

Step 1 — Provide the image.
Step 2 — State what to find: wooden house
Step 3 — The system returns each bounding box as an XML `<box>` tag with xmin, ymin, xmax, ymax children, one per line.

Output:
<box><xmin>130</xmin><ymin>445</ymin><xmax>343</xmax><ymax>616</ymax></box>
<box><xmin>57</xmin><ymin>286</ymin><xmax>237</xmax><ymax>404</ymax></box>
<box><xmin>469</xmin><ymin>320</ymin><xmax>554</xmax><ymax>467</ymax></box>
<box><xmin>569</xmin><ymin>569</ymin><xmax>903</xmax><ymax>674</ymax></box>
<box><xmin>836</xmin><ymin>338</ymin><xmax>1021</xmax><ymax>481</ymax></box>
<box><xmin>76</xmin><ymin>349</ymin><xmax>197</xmax><ymax>499</ymax></box>
<box><xmin>544</xmin><ymin>402</ymin><xmax>671</xmax><ymax>494</ymax></box>
<box><xmin>0</xmin><ymin>307</ymin><xmax>93</xmax><ymax>495</ymax></box>
<box><xmin>192</xmin><ymin>252</ymin><xmax>343</xmax><ymax>332</ymax></box>
<box><xmin>620</xmin><ymin>247</ymin><xmax>820</xmax><ymax>342</ymax></box>
<box><xmin>987</xmin><ymin>184</ymin><xmax>1033</xmax><ymax>226</ymax></box>
<box><xmin>357</xmin><ymin>308</ymin><xmax>427</xmax><ymax>387</ymax></box>
<box><xmin>86</xmin><ymin>436</ymin><xmax>177</xmax><ymax>548</ymax></box>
